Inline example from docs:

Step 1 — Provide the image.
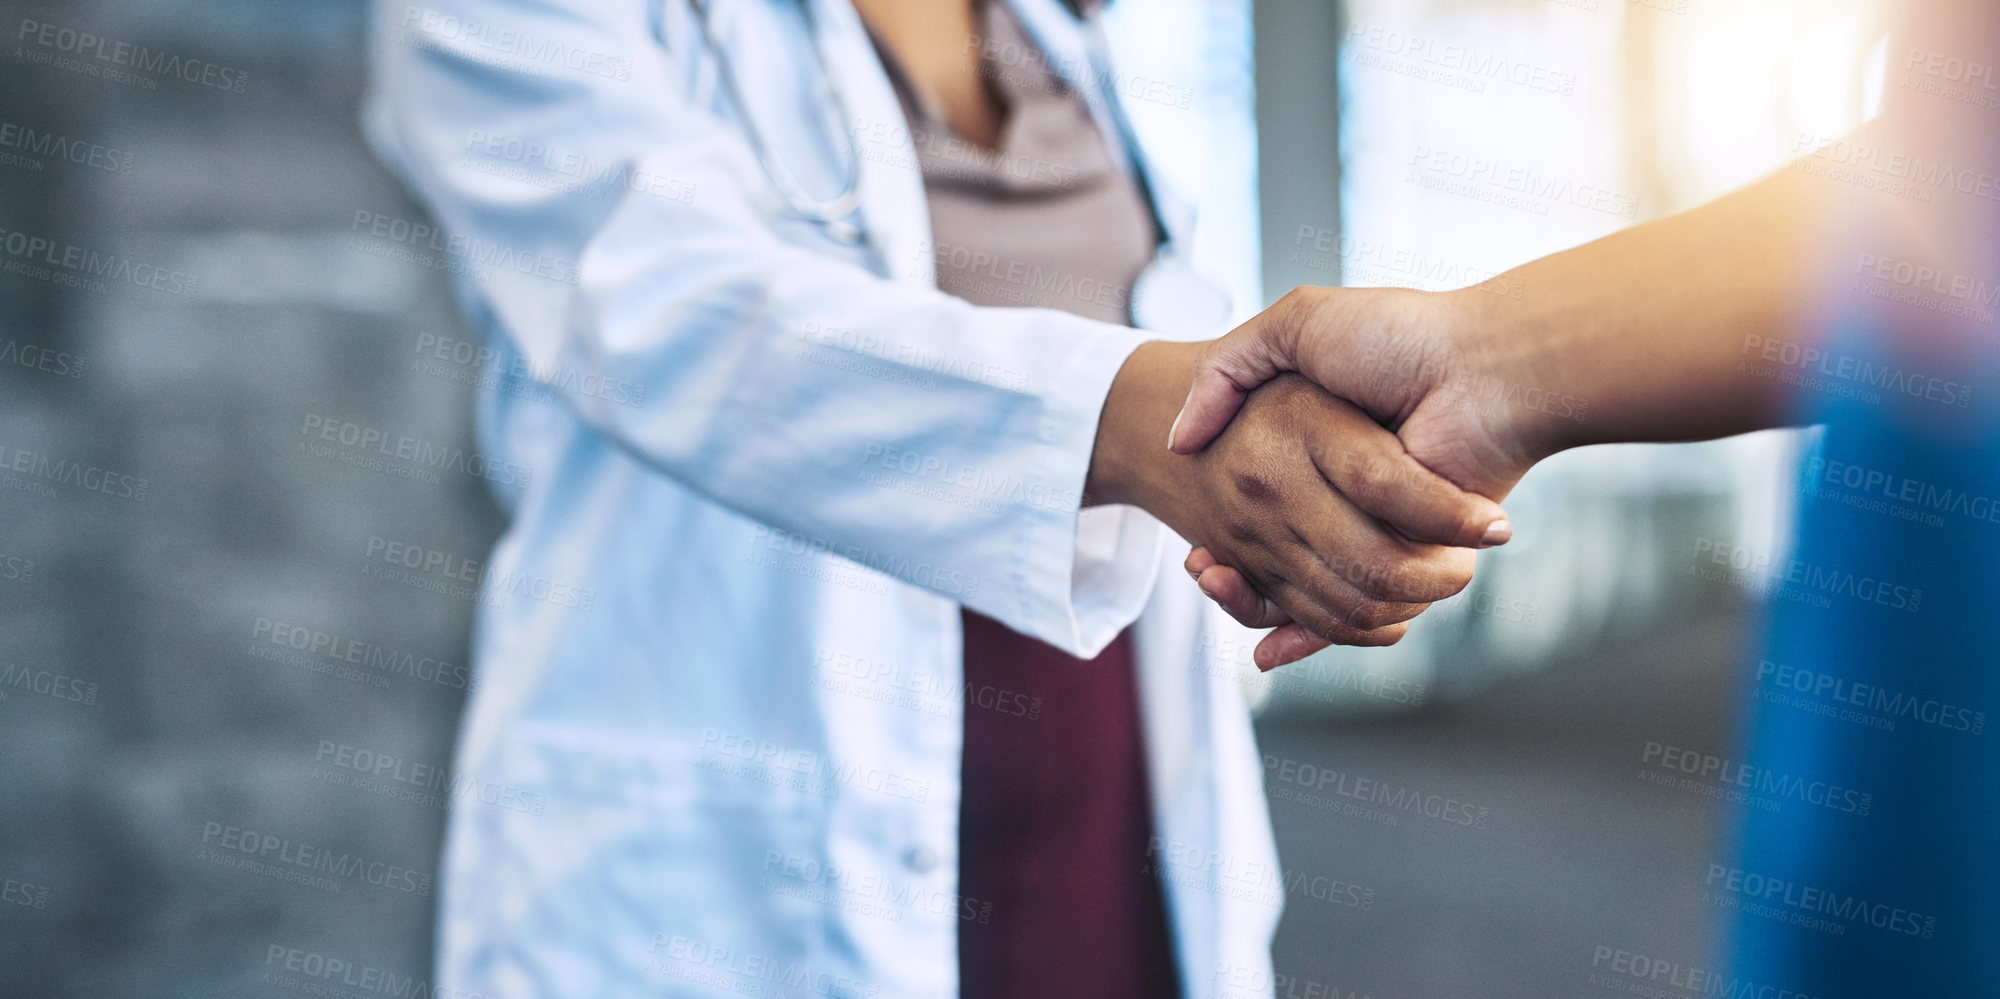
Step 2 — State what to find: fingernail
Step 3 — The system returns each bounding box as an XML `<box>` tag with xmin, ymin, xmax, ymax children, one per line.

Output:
<box><xmin>1479</xmin><ymin>519</ymin><xmax>1512</xmax><ymax>547</ymax></box>
<box><xmin>1196</xmin><ymin>575</ymin><xmax>1218</xmax><ymax>598</ymax></box>
<box><xmin>1165</xmin><ymin>385</ymin><xmax>1195</xmax><ymax>452</ymax></box>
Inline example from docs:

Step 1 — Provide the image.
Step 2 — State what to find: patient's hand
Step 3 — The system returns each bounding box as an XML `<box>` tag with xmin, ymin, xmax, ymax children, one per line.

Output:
<box><xmin>1168</xmin><ymin>286</ymin><xmax>1561</xmax><ymax>667</ymax></box>
<box><xmin>1089</xmin><ymin>344</ymin><xmax>1507</xmax><ymax>661</ymax></box>
<box><xmin>1174</xmin><ymin>286</ymin><xmax>1550</xmax><ymax>499</ymax></box>
<box><xmin>1183</xmin><ymin>375</ymin><xmax>1495</xmax><ymax>654</ymax></box>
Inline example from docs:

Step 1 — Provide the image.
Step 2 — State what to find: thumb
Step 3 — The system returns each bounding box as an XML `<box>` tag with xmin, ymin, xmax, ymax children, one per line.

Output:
<box><xmin>1167</xmin><ymin>325</ymin><xmax>1300</xmax><ymax>455</ymax></box>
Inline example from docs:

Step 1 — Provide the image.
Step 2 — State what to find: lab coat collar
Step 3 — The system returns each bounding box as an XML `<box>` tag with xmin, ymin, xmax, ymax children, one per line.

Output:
<box><xmin>1002</xmin><ymin>0</ymin><xmax>1200</xmax><ymax>285</ymax></box>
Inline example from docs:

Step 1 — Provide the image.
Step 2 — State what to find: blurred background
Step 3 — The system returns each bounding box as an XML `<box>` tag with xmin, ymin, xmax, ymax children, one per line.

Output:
<box><xmin>0</xmin><ymin>0</ymin><xmax>1887</xmax><ymax>995</ymax></box>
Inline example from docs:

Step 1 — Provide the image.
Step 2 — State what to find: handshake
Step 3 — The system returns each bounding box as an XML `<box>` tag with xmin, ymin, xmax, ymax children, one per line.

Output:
<box><xmin>1085</xmin><ymin>282</ymin><xmax>1586</xmax><ymax>671</ymax></box>
<box><xmin>1084</xmin><ymin>149</ymin><xmax>1893</xmax><ymax>668</ymax></box>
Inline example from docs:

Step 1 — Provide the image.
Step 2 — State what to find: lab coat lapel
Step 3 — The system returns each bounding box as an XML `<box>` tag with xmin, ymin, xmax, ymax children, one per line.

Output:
<box><xmin>1000</xmin><ymin>0</ymin><xmax>1206</xmax><ymax>322</ymax></box>
<box><xmin>802</xmin><ymin>0</ymin><xmax>935</xmax><ymax>285</ymax></box>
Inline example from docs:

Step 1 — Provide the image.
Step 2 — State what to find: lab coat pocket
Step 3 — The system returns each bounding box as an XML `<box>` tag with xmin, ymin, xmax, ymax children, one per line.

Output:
<box><xmin>440</xmin><ymin>725</ymin><xmax>829</xmax><ymax>996</ymax></box>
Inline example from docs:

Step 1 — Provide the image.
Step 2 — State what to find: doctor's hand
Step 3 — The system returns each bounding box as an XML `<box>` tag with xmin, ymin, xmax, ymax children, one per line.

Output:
<box><xmin>1164</xmin><ymin>286</ymin><xmax>1565</xmax><ymax>668</ymax></box>
<box><xmin>1087</xmin><ymin>343</ymin><xmax>1510</xmax><ymax>664</ymax></box>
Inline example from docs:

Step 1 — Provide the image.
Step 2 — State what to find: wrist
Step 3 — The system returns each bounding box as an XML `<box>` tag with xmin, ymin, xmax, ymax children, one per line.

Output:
<box><xmin>1442</xmin><ymin>284</ymin><xmax>1580</xmax><ymax>464</ymax></box>
<box><xmin>1085</xmin><ymin>339</ymin><xmax>1203</xmax><ymax>531</ymax></box>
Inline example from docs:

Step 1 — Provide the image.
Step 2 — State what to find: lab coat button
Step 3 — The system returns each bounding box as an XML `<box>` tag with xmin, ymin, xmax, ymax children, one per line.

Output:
<box><xmin>903</xmin><ymin>845</ymin><xmax>938</xmax><ymax>873</ymax></box>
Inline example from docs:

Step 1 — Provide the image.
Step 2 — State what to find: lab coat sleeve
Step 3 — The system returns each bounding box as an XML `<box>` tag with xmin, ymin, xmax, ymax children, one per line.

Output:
<box><xmin>360</xmin><ymin>0</ymin><xmax>1163</xmax><ymax>656</ymax></box>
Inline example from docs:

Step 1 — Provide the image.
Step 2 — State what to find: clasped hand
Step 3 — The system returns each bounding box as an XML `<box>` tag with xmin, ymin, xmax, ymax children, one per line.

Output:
<box><xmin>1089</xmin><ymin>285</ymin><xmax>1560</xmax><ymax>670</ymax></box>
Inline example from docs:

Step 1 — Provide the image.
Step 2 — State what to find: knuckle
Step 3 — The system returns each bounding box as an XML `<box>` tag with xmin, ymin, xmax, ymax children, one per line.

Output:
<box><xmin>1224</xmin><ymin>586</ymin><xmax>1265</xmax><ymax>619</ymax></box>
<box><xmin>1350</xmin><ymin>551</ymin><xmax>1410</xmax><ymax>599</ymax></box>
<box><xmin>1346</xmin><ymin>451</ymin><xmax>1402</xmax><ymax>496</ymax></box>
<box><xmin>1321</xmin><ymin>544</ymin><xmax>1390</xmax><ymax>593</ymax></box>
<box><xmin>1297</xmin><ymin>607</ymin><xmax>1348</xmax><ymax>644</ymax></box>
<box><xmin>1275</xmin><ymin>286</ymin><xmax>1317</xmax><ymax>322</ymax></box>
<box><xmin>1365</xmin><ymin>624</ymin><xmax>1409</xmax><ymax>647</ymax></box>
<box><xmin>1229</xmin><ymin>468</ymin><xmax>1284</xmax><ymax>505</ymax></box>
<box><xmin>1369</xmin><ymin>564</ymin><xmax>1410</xmax><ymax>599</ymax></box>
<box><xmin>1374</xmin><ymin>547</ymin><xmax>1470</xmax><ymax>603</ymax></box>
<box><xmin>1429</xmin><ymin>549</ymin><xmax>1477</xmax><ymax>598</ymax></box>
<box><xmin>1332</xmin><ymin>620</ymin><xmax>1406</xmax><ymax>648</ymax></box>
<box><xmin>1348</xmin><ymin>599</ymin><xmax>1402</xmax><ymax>631</ymax></box>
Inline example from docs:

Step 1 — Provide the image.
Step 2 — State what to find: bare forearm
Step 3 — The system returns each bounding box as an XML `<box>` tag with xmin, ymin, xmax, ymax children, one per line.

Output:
<box><xmin>1458</xmin><ymin>164</ymin><xmax>1825</xmax><ymax>458</ymax></box>
<box><xmin>1085</xmin><ymin>339</ymin><xmax>1202</xmax><ymax>527</ymax></box>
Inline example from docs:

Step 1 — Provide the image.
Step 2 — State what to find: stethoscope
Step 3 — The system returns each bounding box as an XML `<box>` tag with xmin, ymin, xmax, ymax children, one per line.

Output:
<box><xmin>685</xmin><ymin>0</ymin><xmax>1234</xmax><ymax>337</ymax></box>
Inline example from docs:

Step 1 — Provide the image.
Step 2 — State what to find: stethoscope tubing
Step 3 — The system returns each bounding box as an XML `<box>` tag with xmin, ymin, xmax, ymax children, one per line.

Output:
<box><xmin>685</xmin><ymin>0</ymin><xmax>1229</xmax><ymax>333</ymax></box>
<box><xmin>689</xmin><ymin>0</ymin><xmax>1172</xmax><ymax>245</ymax></box>
<box><xmin>687</xmin><ymin>0</ymin><xmax>867</xmax><ymax>228</ymax></box>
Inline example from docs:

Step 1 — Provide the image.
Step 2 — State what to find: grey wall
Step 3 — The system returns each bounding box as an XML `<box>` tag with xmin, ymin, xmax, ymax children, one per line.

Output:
<box><xmin>1253</xmin><ymin>0</ymin><xmax>1346</xmax><ymax>300</ymax></box>
<box><xmin>0</xmin><ymin>1</ymin><xmax>499</xmax><ymax>993</ymax></box>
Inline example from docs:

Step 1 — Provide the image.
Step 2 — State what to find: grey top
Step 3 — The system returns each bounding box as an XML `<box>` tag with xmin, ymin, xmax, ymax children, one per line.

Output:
<box><xmin>874</xmin><ymin>0</ymin><xmax>1155</xmax><ymax>327</ymax></box>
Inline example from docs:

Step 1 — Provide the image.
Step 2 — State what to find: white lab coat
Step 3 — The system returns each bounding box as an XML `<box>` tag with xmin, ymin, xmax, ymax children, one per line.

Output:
<box><xmin>362</xmin><ymin>0</ymin><xmax>1280</xmax><ymax>995</ymax></box>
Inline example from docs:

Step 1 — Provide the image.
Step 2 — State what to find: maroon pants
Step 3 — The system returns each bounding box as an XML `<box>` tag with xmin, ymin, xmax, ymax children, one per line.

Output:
<box><xmin>956</xmin><ymin>609</ymin><xmax>1181</xmax><ymax>998</ymax></box>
